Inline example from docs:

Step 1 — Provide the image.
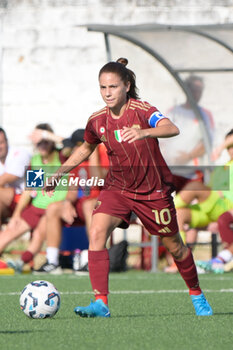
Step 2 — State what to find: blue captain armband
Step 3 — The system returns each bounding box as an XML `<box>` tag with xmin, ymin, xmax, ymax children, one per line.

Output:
<box><xmin>148</xmin><ymin>111</ymin><xmax>166</xmax><ymax>128</ymax></box>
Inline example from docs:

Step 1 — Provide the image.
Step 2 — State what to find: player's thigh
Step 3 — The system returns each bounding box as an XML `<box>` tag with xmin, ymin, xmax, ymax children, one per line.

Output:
<box><xmin>46</xmin><ymin>201</ymin><xmax>64</xmax><ymax>217</ymax></box>
<box><xmin>89</xmin><ymin>213</ymin><xmax>123</xmax><ymax>250</ymax></box>
<box><xmin>3</xmin><ymin>218</ymin><xmax>30</xmax><ymax>241</ymax></box>
<box><xmin>0</xmin><ymin>187</ymin><xmax>15</xmax><ymax>207</ymax></box>
<box><xmin>93</xmin><ymin>190</ymin><xmax>132</xmax><ymax>229</ymax></box>
<box><xmin>32</xmin><ymin>215</ymin><xmax>46</xmax><ymax>241</ymax></box>
<box><xmin>77</xmin><ymin>197</ymin><xmax>97</xmax><ymax>222</ymax></box>
<box><xmin>132</xmin><ymin>195</ymin><xmax>179</xmax><ymax>237</ymax></box>
<box><xmin>82</xmin><ymin>197</ymin><xmax>97</xmax><ymax>214</ymax></box>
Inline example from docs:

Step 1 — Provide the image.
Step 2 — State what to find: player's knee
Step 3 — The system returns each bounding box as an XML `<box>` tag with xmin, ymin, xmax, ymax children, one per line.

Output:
<box><xmin>46</xmin><ymin>202</ymin><xmax>61</xmax><ymax>217</ymax></box>
<box><xmin>88</xmin><ymin>225</ymin><xmax>106</xmax><ymax>249</ymax></box>
<box><xmin>89</xmin><ymin>225</ymin><xmax>101</xmax><ymax>242</ymax></box>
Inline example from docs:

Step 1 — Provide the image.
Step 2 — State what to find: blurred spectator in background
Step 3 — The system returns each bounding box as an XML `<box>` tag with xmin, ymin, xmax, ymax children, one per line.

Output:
<box><xmin>0</xmin><ymin>127</ymin><xmax>31</xmax><ymax>229</ymax></box>
<box><xmin>161</xmin><ymin>75</ymin><xmax>214</xmax><ymax>177</ymax></box>
<box><xmin>7</xmin><ymin>127</ymin><xmax>108</xmax><ymax>273</ymax></box>
<box><xmin>1</xmin><ymin>123</ymin><xmax>67</xmax><ymax>272</ymax></box>
<box><xmin>196</xmin><ymin>129</ymin><xmax>233</xmax><ymax>273</ymax></box>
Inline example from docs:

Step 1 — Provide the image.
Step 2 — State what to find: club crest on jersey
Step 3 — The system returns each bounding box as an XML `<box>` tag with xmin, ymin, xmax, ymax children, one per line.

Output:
<box><xmin>114</xmin><ymin>129</ymin><xmax>124</xmax><ymax>143</ymax></box>
<box><xmin>100</xmin><ymin>126</ymin><xmax>105</xmax><ymax>133</ymax></box>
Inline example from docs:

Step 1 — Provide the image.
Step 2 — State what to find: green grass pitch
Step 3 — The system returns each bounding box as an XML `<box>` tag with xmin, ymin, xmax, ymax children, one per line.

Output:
<box><xmin>0</xmin><ymin>271</ymin><xmax>233</xmax><ymax>350</ymax></box>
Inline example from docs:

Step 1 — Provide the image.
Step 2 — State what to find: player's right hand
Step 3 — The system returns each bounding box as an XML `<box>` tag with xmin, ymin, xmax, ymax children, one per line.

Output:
<box><xmin>42</xmin><ymin>177</ymin><xmax>57</xmax><ymax>197</ymax></box>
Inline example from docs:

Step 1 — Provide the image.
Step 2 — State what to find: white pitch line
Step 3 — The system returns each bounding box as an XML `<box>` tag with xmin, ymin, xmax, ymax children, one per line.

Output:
<box><xmin>1</xmin><ymin>289</ymin><xmax>233</xmax><ymax>296</ymax></box>
<box><xmin>67</xmin><ymin>274</ymin><xmax>233</xmax><ymax>281</ymax></box>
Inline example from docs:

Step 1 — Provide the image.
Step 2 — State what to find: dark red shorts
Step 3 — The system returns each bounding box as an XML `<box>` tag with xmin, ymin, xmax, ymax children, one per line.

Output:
<box><xmin>93</xmin><ymin>191</ymin><xmax>179</xmax><ymax>237</ymax></box>
<box><xmin>21</xmin><ymin>205</ymin><xmax>45</xmax><ymax>230</ymax></box>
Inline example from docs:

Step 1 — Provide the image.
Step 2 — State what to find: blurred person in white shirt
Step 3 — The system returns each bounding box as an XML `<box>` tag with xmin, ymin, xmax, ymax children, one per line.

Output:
<box><xmin>0</xmin><ymin>127</ymin><xmax>31</xmax><ymax>228</ymax></box>
<box><xmin>160</xmin><ymin>75</ymin><xmax>214</xmax><ymax>179</ymax></box>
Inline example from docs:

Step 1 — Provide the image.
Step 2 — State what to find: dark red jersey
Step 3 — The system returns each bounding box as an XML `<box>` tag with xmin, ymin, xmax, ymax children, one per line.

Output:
<box><xmin>84</xmin><ymin>98</ymin><xmax>174</xmax><ymax>200</ymax></box>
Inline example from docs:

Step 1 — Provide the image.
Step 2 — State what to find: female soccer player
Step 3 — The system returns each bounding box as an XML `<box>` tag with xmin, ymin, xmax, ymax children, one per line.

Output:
<box><xmin>45</xmin><ymin>58</ymin><xmax>213</xmax><ymax>317</ymax></box>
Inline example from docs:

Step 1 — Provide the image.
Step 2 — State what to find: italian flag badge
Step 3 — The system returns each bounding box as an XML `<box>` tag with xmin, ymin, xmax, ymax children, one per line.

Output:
<box><xmin>114</xmin><ymin>129</ymin><xmax>124</xmax><ymax>143</ymax></box>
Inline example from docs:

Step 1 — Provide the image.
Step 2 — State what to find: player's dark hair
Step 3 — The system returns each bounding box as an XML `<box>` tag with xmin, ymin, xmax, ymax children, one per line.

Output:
<box><xmin>35</xmin><ymin>123</ymin><xmax>54</xmax><ymax>133</ymax></box>
<box><xmin>99</xmin><ymin>58</ymin><xmax>139</xmax><ymax>99</ymax></box>
<box><xmin>0</xmin><ymin>127</ymin><xmax>7</xmax><ymax>142</ymax></box>
<box><xmin>226</xmin><ymin>129</ymin><xmax>233</xmax><ymax>138</ymax></box>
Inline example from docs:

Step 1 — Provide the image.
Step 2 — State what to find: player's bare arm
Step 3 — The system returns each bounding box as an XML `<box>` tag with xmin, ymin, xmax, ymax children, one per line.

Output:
<box><xmin>0</xmin><ymin>173</ymin><xmax>21</xmax><ymax>187</ymax></box>
<box><xmin>29</xmin><ymin>128</ymin><xmax>63</xmax><ymax>145</ymax></box>
<box><xmin>121</xmin><ymin>119</ymin><xmax>179</xmax><ymax>144</ymax></box>
<box><xmin>44</xmin><ymin>141</ymin><xmax>97</xmax><ymax>193</ymax></box>
<box><xmin>175</xmin><ymin>141</ymin><xmax>205</xmax><ymax>164</ymax></box>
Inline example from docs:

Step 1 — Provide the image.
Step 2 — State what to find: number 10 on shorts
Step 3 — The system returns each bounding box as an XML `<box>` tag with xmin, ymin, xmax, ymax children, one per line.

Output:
<box><xmin>152</xmin><ymin>208</ymin><xmax>171</xmax><ymax>225</ymax></box>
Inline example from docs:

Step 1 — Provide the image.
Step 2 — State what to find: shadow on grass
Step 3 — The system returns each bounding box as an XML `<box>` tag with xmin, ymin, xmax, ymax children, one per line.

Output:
<box><xmin>0</xmin><ymin>330</ymin><xmax>47</xmax><ymax>334</ymax></box>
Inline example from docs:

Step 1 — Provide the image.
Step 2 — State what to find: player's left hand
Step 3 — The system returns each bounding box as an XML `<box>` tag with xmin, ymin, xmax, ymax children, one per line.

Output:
<box><xmin>28</xmin><ymin>128</ymin><xmax>44</xmax><ymax>145</ymax></box>
<box><xmin>121</xmin><ymin>127</ymin><xmax>146</xmax><ymax>144</ymax></box>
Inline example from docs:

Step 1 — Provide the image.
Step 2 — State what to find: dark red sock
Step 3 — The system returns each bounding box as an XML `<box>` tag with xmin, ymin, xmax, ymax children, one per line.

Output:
<box><xmin>88</xmin><ymin>249</ymin><xmax>109</xmax><ymax>305</ymax></box>
<box><xmin>174</xmin><ymin>249</ymin><xmax>202</xmax><ymax>295</ymax></box>
<box><xmin>21</xmin><ymin>250</ymin><xmax>34</xmax><ymax>264</ymax></box>
<box><xmin>218</xmin><ymin>212</ymin><xmax>233</xmax><ymax>245</ymax></box>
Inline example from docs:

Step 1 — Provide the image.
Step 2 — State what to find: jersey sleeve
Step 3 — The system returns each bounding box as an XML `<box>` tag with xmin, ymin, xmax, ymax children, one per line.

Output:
<box><xmin>84</xmin><ymin>119</ymin><xmax>101</xmax><ymax>145</ymax></box>
<box><xmin>146</xmin><ymin>106</ymin><xmax>168</xmax><ymax>128</ymax></box>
